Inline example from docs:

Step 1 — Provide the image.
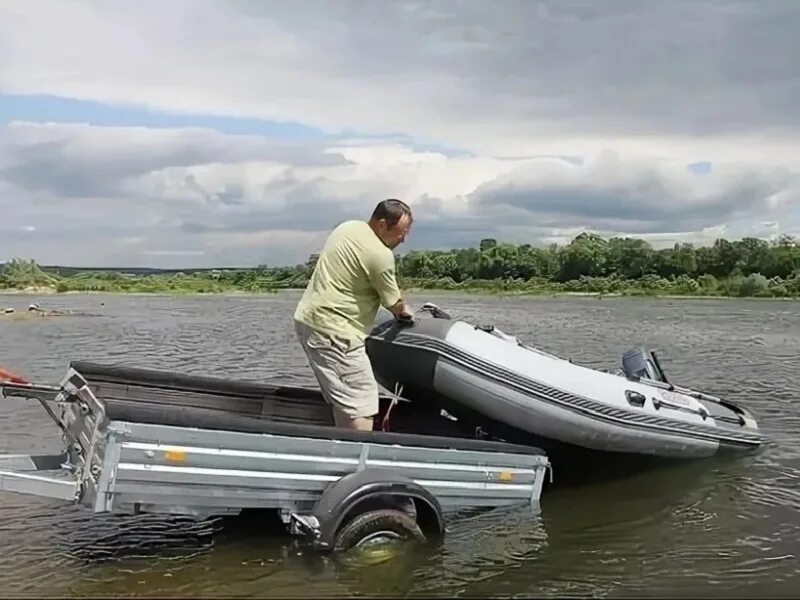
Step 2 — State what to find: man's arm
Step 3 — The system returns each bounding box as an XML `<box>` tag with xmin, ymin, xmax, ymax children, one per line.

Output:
<box><xmin>367</xmin><ymin>257</ymin><xmax>412</xmax><ymax>319</ymax></box>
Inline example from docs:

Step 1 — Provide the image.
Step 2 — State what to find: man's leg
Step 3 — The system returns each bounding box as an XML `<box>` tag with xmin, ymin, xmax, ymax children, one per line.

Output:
<box><xmin>294</xmin><ymin>320</ymin><xmax>379</xmax><ymax>430</ymax></box>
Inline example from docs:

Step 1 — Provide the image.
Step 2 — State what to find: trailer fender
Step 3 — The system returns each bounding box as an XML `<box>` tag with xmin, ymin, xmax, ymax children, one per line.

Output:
<box><xmin>310</xmin><ymin>468</ymin><xmax>444</xmax><ymax>551</ymax></box>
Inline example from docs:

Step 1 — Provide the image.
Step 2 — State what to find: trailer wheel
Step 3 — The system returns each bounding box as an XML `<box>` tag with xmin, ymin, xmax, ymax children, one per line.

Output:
<box><xmin>333</xmin><ymin>508</ymin><xmax>426</xmax><ymax>551</ymax></box>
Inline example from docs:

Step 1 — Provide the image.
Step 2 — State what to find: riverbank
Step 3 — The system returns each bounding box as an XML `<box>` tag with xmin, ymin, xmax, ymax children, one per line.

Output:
<box><xmin>2</xmin><ymin>284</ymin><xmax>797</xmax><ymax>301</ymax></box>
<box><xmin>0</xmin><ymin>286</ymin><xmax>270</xmax><ymax>296</ymax></box>
<box><xmin>0</xmin><ymin>310</ymin><xmax>82</xmax><ymax>321</ymax></box>
<box><xmin>403</xmin><ymin>288</ymin><xmax>798</xmax><ymax>301</ymax></box>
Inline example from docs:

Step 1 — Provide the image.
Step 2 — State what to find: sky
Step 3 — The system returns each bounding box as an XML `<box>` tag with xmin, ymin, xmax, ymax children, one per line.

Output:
<box><xmin>1</xmin><ymin>0</ymin><xmax>798</xmax><ymax>268</ymax></box>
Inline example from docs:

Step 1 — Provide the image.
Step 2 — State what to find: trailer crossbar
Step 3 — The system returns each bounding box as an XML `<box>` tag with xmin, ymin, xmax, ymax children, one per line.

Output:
<box><xmin>0</xmin><ymin>453</ymin><xmax>79</xmax><ymax>502</ymax></box>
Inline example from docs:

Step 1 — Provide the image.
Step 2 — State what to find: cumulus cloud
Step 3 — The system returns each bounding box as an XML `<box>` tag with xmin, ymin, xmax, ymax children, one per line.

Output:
<box><xmin>0</xmin><ymin>121</ymin><xmax>522</xmax><ymax>266</ymax></box>
<box><xmin>0</xmin><ymin>121</ymin><xmax>345</xmax><ymax>199</ymax></box>
<box><xmin>0</xmin><ymin>0</ymin><xmax>799</xmax><ymax>267</ymax></box>
<box><xmin>1</xmin><ymin>120</ymin><xmax>797</xmax><ymax>268</ymax></box>
<box><xmin>471</xmin><ymin>152</ymin><xmax>800</xmax><ymax>236</ymax></box>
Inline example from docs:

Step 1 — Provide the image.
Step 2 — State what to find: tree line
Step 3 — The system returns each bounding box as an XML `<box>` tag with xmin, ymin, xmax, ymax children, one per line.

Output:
<box><xmin>3</xmin><ymin>233</ymin><xmax>800</xmax><ymax>298</ymax></box>
<box><xmin>398</xmin><ymin>233</ymin><xmax>800</xmax><ymax>282</ymax></box>
<box><xmin>392</xmin><ymin>233</ymin><xmax>800</xmax><ymax>297</ymax></box>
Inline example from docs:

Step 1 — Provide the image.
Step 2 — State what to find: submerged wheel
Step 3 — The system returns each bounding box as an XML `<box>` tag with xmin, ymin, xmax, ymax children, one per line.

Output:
<box><xmin>333</xmin><ymin>508</ymin><xmax>426</xmax><ymax>551</ymax></box>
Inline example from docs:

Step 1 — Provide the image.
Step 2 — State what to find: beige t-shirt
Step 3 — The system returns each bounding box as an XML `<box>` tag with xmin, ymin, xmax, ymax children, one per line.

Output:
<box><xmin>294</xmin><ymin>220</ymin><xmax>402</xmax><ymax>343</ymax></box>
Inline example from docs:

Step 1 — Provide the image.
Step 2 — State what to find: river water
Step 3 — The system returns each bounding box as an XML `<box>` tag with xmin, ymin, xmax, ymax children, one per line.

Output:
<box><xmin>0</xmin><ymin>291</ymin><xmax>798</xmax><ymax>598</ymax></box>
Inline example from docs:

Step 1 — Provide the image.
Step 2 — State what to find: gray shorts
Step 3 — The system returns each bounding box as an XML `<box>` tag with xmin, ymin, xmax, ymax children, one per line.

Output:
<box><xmin>294</xmin><ymin>320</ymin><xmax>379</xmax><ymax>420</ymax></box>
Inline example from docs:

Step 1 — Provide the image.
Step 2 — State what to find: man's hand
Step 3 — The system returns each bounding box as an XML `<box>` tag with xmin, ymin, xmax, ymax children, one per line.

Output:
<box><xmin>389</xmin><ymin>299</ymin><xmax>413</xmax><ymax>321</ymax></box>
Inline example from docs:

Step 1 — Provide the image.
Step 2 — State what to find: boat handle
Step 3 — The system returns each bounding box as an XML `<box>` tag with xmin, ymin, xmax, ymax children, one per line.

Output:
<box><xmin>651</xmin><ymin>396</ymin><xmax>710</xmax><ymax>420</ymax></box>
<box><xmin>625</xmin><ymin>390</ymin><xmax>646</xmax><ymax>407</ymax></box>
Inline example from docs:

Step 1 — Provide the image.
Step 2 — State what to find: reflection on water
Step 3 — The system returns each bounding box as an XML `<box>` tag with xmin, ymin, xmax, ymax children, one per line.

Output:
<box><xmin>1</xmin><ymin>292</ymin><xmax>798</xmax><ymax>597</ymax></box>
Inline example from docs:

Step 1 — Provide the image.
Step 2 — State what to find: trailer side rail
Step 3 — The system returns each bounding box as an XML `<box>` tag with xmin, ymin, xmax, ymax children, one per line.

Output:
<box><xmin>95</xmin><ymin>420</ymin><xmax>548</xmax><ymax>518</ymax></box>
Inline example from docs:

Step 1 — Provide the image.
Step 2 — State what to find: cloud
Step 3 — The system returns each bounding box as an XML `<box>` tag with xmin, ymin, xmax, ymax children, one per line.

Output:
<box><xmin>470</xmin><ymin>152</ymin><xmax>800</xmax><ymax>236</ymax></box>
<box><xmin>0</xmin><ymin>121</ymin><xmax>521</xmax><ymax>266</ymax></box>
<box><xmin>0</xmin><ymin>121</ymin><xmax>346</xmax><ymax>200</ymax></box>
<box><xmin>1</xmin><ymin>1</ymin><xmax>798</xmax><ymax>161</ymax></box>
<box><xmin>1</xmin><ymin>120</ymin><xmax>797</xmax><ymax>268</ymax></box>
<box><xmin>0</xmin><ymin>1</ymin><xmax>799</xmax><ymax>267</ymax></box>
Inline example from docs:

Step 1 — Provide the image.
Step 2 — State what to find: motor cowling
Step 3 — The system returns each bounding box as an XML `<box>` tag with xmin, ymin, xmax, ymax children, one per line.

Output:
<box><xmin>621</xmin><ymin>348</ymin><xmax>667</xmax><ymax>383</ymax></box>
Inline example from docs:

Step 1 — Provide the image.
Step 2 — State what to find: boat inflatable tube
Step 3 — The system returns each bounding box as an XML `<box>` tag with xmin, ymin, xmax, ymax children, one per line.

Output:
<box><xmin>365</xmin><ymin>303</ymin><xmax>764</xmax><ymax>459</ymax></box>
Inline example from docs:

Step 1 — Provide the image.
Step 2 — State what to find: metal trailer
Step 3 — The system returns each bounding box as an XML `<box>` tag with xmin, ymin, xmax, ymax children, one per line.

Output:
<box><xmin>0</xmin><ymin>361</ymin><xmax>551</xmax><ymax>552</ymax></box>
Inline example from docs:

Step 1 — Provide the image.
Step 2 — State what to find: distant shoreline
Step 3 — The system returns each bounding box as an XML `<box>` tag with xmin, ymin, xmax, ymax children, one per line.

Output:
<box><xmin>4</xmin><ymin>252</ymin><xmax>799</xmax><ymax>302</ymax></box>
<box><xmin>1</xmin><ymin>284</ymin><xmax>796</xmax><ymax>302</ymax></box>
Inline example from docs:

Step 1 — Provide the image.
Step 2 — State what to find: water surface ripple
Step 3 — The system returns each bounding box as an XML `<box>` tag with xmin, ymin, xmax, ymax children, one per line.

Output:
<box><xmin>1</xmin><ymin>292</ymin><xmax>798</xmax><ymax>597</ymax></box>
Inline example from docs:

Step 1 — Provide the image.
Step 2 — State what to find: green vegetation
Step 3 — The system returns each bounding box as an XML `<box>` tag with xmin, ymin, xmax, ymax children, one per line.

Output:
<box><xmin>0</xmin><ymin>259</ymin><xmax>303</xmax><ymax>295</ymax></box>
<box><xmin>396</xmin><ymin>233</ymin><xmax>800</xmax><ymax>299</ymax></box>
<box><xmin>0</xmin><ymin>258</ymin><xmax>60</xmax><ymax>289</ymax></box>
<box><xmin>2</xmin><ymin>233</ymin><xmax>800</xmax><ymax>299</ymax></box>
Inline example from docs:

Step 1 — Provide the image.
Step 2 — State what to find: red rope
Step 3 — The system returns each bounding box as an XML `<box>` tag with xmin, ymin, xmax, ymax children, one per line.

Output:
<box><xmin>0</xmin><ymin>367</ymin><xmax>29</xmax><ymax>384</ymax></box>
<box><xmin>381</xmin><ymin>398</ymin><xmax>398</xmax><ymax>432</ymax></box>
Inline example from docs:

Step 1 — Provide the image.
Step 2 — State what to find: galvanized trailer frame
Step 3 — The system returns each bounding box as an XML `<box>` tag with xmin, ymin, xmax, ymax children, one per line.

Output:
<box><xmin>1</xmin><ymin>361</ymin><xmax>551</xmax><ymax>551</ymax></box>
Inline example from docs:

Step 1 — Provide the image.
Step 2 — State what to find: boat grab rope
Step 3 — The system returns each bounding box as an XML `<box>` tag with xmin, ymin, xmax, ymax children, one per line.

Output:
<box><xmin>380</xmin><ymin>382</ymin><xmax>404</xmax><ymax>432</ymax></box>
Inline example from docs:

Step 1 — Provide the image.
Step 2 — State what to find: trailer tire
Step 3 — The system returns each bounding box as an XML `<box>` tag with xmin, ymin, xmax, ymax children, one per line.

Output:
<box><xmin>333</xmin><ymin>508</ymin><xmax>426</xmax><ymax>551</ymax></box>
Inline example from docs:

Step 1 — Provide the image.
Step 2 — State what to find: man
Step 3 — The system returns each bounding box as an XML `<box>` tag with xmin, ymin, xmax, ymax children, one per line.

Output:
<box><xmin>294</xmin><ymin>199</ymin><xmax>413</xmax><ymax>431</ymax></box>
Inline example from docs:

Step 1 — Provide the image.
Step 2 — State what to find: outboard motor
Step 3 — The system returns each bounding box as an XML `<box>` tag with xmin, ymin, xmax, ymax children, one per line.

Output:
<box><xmin>622</xmin><ymin>348</ymin><xmax>668</xmax><ymax>383</ymax></box>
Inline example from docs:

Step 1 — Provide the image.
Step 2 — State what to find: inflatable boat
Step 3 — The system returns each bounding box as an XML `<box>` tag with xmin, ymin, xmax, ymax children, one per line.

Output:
<box><xmin>365</xmin><ymin>303</ymin><xmax>764</xmax><ymax>459</ymax></box>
